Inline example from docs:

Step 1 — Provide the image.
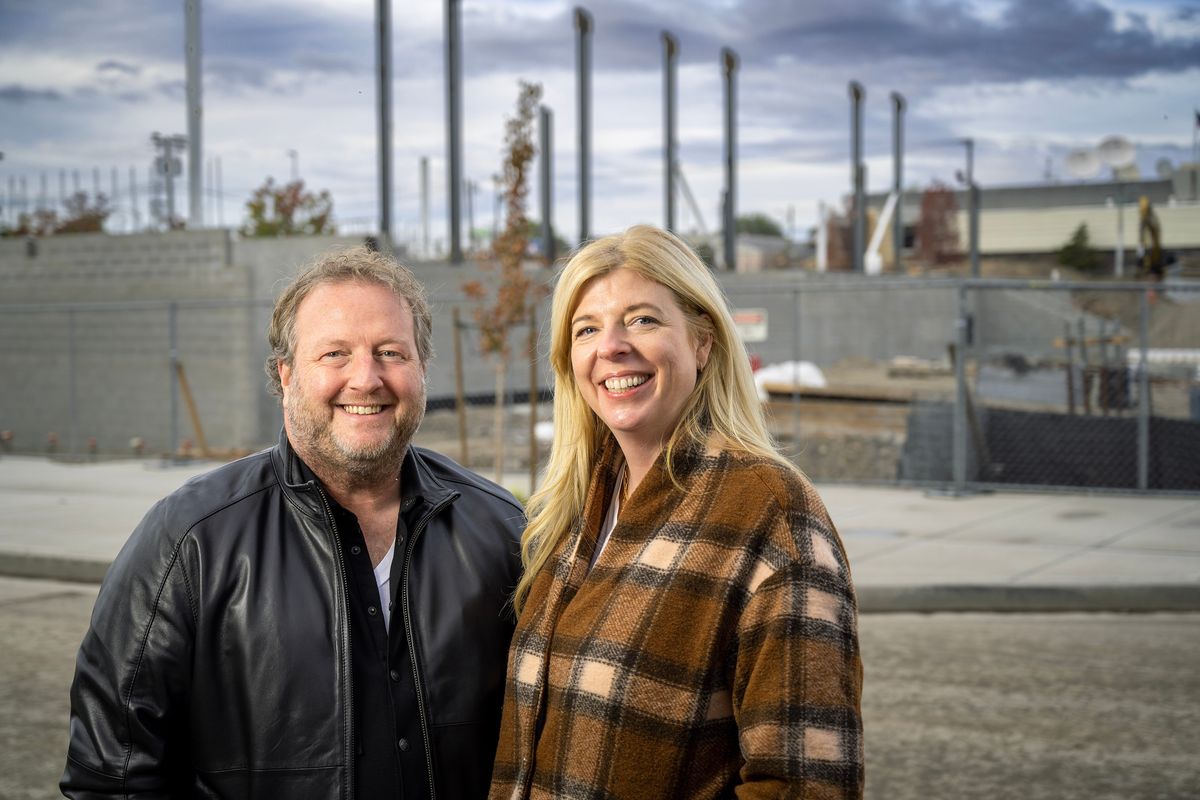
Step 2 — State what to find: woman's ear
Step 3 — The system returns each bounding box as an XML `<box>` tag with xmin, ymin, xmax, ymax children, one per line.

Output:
<box><xmin>695</xmin><ymin>314</ymin><xmax>714</xmax><ymax>371</ymax></box>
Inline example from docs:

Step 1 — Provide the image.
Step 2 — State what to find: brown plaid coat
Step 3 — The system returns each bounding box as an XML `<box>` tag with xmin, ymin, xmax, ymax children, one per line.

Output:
<box><xmin>490</xmin><ymin>437</ymin><xmax>863</xmax><ymax>799</ymax></box>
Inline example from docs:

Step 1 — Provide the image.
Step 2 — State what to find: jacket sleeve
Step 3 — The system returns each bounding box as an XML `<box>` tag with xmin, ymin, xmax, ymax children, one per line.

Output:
<box><xmin>61</xmin><ymin>499</ymin><xmax>197</xmax><ymax>798</ymax></box>
<box><xmin>732</xmin><ymin>507</ymin><xmax>864</xmax><ymax>799</ymax></box>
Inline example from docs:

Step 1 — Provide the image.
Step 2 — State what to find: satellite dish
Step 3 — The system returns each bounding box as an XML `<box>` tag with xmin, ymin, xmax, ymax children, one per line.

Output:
<box><xmin>1064</xmin><ymin>148</ymin><xmax>1101</xmax><ymax>179</ymax></box>
<box><xmin>1155</xmin><ymin>158</ymin><xmax>1174</xmax><ymax>179</ymax></box>
<box><xmin>1097</xmin><ymin>135</ymin><xmax>1136</xmax><ymax>169</ymax></box>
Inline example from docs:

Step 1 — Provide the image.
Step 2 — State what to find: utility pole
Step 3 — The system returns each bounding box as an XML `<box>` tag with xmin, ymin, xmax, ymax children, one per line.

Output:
<box><xmin>152</xmin><ymin>132</ymin><xmax>187</xmax><ymax>228</ymax></box>
<box><xmin>465</xmin><ymin>178</ymin><xmax>475</xmax><ymax>253</ymax></box>
<box><xmin>662</xmin><ymin>31</ymin><xmax>678</xmax><ymax>232</ymax></box>
<box><xmin>185</xmin><ymin>0</ymin><xmax>203</xmax><ymax>228</ymax></box>
<box><xmin>721</xmin><ymin>47</ymin><xmax>738</xmax><ymax>271</ymax></box>
<box><xmin>575</xmin><ymin>6</ymin><xmax>593</xmax><ymax>243</ymax></box>
<box><xmin>215</xmin><ymin>155</ymin><xmax>223</xmax><ymax>227</ymax></box>
<box><xmin>891</xmin><ymin>91</ymin><xmax>905</xmax><ymax>272</ymax></box>
<box><xmin>849</xmin><ymin>81</ymin><xmax>865</xmax><ymax>273</ymax></box>
<box><xmin>445</xmin><ymin>0</ymin><xmax>464</xmax><ymax>263</ymax></box>
<box><xmin>129</xmin><ymin>165</ymin><xmax>140</xmax><ymax>231</ymax></box>
<box><xmin>539</xmin><ymin>105</ymin><xmax>555</xmax><ymax>263</ymax></box>
<box><xmin>375</xmin><ymin>0</ymin><xmax>394</xmax><ymax>250</ymax></box>
<box><xmin>963</xmin><ymin>138</ymin><xmax>980</xmax><ymax>278</ymax></box>
<box><xmin>287</xmin><ymin>149</ymin><xmax>299</xmax><ymax>182</ymax></box>
<box><xmin>420</xmin><ymin>156</ymin><xmax>430</xmax><ymax>258</ymax></box>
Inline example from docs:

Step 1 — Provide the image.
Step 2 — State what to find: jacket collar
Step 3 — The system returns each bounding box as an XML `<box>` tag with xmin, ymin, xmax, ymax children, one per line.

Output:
<box><xmin>271</xmin><ymin>428</ymin><xmax>456</xmax><ymax>519</ymax></box>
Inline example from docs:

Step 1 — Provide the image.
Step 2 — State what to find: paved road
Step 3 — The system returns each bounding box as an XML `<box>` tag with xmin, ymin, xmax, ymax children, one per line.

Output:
<box><xmin>3</xmin><ymin>576</ymin><xmax>1197</xmax><ymax>799</ymax></box>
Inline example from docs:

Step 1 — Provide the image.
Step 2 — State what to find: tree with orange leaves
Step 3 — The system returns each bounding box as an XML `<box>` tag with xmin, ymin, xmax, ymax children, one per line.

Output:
<box><xmin>462</xmin><ymin>79</ymin><xmax>546</xmax><ymax>480</ymax></box>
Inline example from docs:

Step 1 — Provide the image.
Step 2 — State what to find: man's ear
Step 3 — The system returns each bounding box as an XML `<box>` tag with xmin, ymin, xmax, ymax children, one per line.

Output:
<box><xmin>278</xmin><ymin>360</ymin><xmax>292</xmax><ymax>399</ymax></box>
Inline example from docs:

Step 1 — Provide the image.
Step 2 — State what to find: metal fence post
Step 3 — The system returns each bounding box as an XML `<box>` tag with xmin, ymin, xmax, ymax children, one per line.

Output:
<box><xmin>169</xmin><ymin>302</ymin><xmax>180</xmax><ymax>458</ymax></box>
<box><xmin>68</xmin><ymin>309</ymin><xmax>78</xmax><ymax>457</ymax></box>
<box><xmin>791</xmin><ymin>287</ymin><xmax>801</xmax><ymax>450</ymax></box>
<box><xmin>1137</xmin><ymin>288</ymin><xmax>1150</xmax><ymax>489</ymax></box>
<box><xmin>952</xmin><ymin>282</ymin><xmax>969</xmax><ymax>492</ymax></box>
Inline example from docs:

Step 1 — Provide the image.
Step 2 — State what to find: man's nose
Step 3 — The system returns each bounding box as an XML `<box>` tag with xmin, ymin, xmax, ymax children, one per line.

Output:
<box><xmin>347</xmin><ymin>354</ymin><xmax>384</xmax><ymax>392</ymax></box>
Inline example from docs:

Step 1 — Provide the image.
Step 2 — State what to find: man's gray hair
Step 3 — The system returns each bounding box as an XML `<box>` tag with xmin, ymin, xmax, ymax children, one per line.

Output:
<box><xmin>265</xmin><ymin>245</ymin><xmax>434</xmax><ymax>398</ymax></box>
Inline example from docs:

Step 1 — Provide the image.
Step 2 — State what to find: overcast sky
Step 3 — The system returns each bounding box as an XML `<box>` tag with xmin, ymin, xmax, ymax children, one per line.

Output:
<box><xmin>1</xmin><ymin>0</ymin><xmax>1197</xmax><ymax>247</ymax></box>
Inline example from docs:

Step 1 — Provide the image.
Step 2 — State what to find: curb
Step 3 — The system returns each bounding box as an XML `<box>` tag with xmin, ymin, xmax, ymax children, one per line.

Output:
<box><xmin>3</xmin><ymin>554</ymin><xmax>1200</xmax><ymax>613</ymax></box>
<box><xmin>858</xmin><ymin>584</ymin><xmax>1200</xmax><ymax>613</ymax></box>
<box><xmin>0</xmin><ymin>553</ymin><xmax>110</xmax><ymax>584</ymax></box>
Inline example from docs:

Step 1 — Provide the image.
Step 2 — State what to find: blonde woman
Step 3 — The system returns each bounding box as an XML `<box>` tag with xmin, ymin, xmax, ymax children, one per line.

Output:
<box><xmin>490</xmin><ymin>225</ymin><xmax>863</xmax><ymax>799</ymax></box>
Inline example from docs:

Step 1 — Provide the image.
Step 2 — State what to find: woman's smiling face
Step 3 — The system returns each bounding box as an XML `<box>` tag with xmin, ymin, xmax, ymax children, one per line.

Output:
<box><xmin>569</xmin><ymin>268</ymin><xmax>712</xmax><ymax>463</ymax></box>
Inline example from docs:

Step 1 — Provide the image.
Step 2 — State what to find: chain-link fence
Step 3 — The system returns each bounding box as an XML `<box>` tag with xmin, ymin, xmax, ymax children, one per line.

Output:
<box><xmin>1</xmin><ymin>279</ymin><xmax>1196</xmax><ymax>494</ymax></box>
<box><xmin>723</xmin><ymin>277</ymin><xmax>1199</xmax><ymax>494</ymax></box>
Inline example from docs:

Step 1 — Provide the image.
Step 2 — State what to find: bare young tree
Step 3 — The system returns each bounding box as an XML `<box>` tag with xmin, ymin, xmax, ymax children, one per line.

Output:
<box><xmin>462</xmin><ymin>80</ymin><xmax>545</xmax><ymax>482</ymax></box>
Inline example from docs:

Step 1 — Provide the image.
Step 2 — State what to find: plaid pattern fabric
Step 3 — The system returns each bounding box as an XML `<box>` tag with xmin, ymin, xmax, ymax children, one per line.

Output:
<box><xmin>490</xmin><ymin>437</ymin><xmax>863</xmax><ymax>799</ymax></box>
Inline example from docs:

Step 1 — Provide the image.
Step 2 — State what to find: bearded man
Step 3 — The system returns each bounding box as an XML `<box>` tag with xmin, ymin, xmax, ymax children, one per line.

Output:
<box><xmin>62</xmin><ymin>247</ymin><xmax>524</xmax><ymax>799</ymax></box>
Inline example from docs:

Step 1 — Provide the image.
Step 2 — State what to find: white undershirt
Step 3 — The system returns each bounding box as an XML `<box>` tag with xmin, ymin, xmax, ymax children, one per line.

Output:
<box><xmin>590</xmin><ymin>470</ymin><xmax>623</xmax><ymax>570</ymax></box>
<box><xmin>373</xmin><ymin>544</ymin><xmax>395</xmax><ymax>632</ymax></box>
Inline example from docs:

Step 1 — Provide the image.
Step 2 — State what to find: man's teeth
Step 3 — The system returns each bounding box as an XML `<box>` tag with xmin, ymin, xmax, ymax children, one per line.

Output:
<box><xmin>604</xmin><ymin>375</ymin><xmax>648</xmax><ymax>391</ymax></box>
<box><xmin>343</xmin><ymin>405</ymin><xmax>383</xmax><ymax>415</ymax></box>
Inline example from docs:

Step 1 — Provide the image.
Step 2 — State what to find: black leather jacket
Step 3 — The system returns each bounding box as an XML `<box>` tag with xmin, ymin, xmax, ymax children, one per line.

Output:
<box><xmin>62</xmin><ymin>432</ymin><xmax>524</xmax><ymax>799</ymax></box>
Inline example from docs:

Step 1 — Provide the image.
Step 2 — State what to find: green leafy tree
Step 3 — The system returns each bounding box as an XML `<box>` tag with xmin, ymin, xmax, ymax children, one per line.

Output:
<box><xmin>462</xmin><ymin>80</ymin><xmax>546</xmax><ymax>480</ymax></box>
<box><xmin>241</xmin><ymin>178</ymin><xmax>335</xmax><ymax>237</ymax></box>
<box><xmin>735</xmin><ymin>212</ymin><xmax>783</xmax><ymax>237</ymax></box>
<box><xmin>1056</xmin><ymin>223</ymin><xmax>1101</xmax><ymax>272</ymax></box>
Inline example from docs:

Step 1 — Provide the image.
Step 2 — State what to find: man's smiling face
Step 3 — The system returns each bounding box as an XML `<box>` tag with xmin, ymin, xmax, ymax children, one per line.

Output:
<box><xmin>279</xmin><ymin>280</ymin><xmax>426</xmax><ymax>482</ymax></box>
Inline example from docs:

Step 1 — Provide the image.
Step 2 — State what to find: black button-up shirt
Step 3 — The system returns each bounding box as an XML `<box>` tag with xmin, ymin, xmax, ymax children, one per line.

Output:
<box><xmin>300</xmin><ymin>459</ymin><xmax>430</xmax><ymax>799</ymax></box>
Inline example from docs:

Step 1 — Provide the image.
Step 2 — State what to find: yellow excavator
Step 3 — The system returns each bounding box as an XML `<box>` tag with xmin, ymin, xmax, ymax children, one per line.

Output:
<box><xmin>1137</xmin><ymin>196</ymin><xmax>1168</xmax><ymax>280</ymax></box>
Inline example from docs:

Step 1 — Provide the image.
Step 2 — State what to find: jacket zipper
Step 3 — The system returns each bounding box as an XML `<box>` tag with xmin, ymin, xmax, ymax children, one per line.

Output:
<box><xmin>315</xmin><ymin>484</ymin><xmax>356</xmax><ymax>800</ymax></box>
<box><xmin>402</xmin><ymin>493</ymin><xmax>457</xmax><ymax>800</ymax></box>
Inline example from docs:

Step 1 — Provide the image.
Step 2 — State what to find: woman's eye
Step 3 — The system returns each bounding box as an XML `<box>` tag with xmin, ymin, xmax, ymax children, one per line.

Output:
<box><xmin>574</xmin><ymin>326</ymin><xmax>597</xmax><ymax>338</ymax></box>
<box><xmin>630</xmin><ymin>316</ymin><xmax>659</xmax><ymax>327</ymax></box>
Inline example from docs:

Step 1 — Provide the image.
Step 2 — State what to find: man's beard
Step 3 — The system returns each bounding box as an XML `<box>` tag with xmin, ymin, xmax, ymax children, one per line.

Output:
<box><xmin>285</xmin><ymin>380</ymin><xmax>426</xmax><ymax>489</ymax></box>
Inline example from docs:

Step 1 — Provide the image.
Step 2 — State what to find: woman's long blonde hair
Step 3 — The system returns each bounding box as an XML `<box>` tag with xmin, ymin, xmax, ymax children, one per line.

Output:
<box><xmin>513</xmin><ymin>225</ymin><xmax>799</xmax><ymax>614</ymax></box>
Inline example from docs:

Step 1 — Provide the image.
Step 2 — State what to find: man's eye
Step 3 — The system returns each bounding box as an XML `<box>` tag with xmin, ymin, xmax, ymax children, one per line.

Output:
<box><xmin>322</xmin><ymin>351</ymin><xmax>345</xmax><ymax>359</ymax></box>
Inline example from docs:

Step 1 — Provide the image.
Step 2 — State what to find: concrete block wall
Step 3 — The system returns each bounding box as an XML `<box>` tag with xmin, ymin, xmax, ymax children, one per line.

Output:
<box><xmin>0</xmin><ymin>230</ymin><xmax>242</xmax><ymax>303</ymax></box>
<box><xmin>0</xmin><ymin>302</ymin><xmax>260</xmax><ymax>455</ymax></box>
<box><xmin>3</xmin><ymin>230</ymin><xmax>1104</xmax><ymax>456</ymax></box>
<box><xmin>719</xmin><ymin>275</ymin><xmax>958</xmax><ymax>366</ymax></box>
<box><xmin>973</xmin><ymin>289</ymin><xmax>1117</xmax><ymax>362</ymax></box>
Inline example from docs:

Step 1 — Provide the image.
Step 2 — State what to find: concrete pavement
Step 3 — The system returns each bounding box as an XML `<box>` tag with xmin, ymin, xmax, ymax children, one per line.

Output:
<box><xmin>1</xmin><ymin>454</ymin><xmax>1198</xmax><ymax>611</ymax></box>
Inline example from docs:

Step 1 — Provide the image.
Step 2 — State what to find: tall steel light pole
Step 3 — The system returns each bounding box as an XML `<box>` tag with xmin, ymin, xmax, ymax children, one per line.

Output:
<box><xmin>575</xmin><ymin>7</ymin><xmax>593</xmax><ymax>243</ymax></box>
<box><xmin>375</xmin><ymin>0</ymin><xmax>393</xmax><ymax>249</ymax></box>
<box><xmin>849</xmin><ymin>81</ymin><xmax>865</xmax><ymax>273</ymax></box>
<box><xmin>539</xmin><ymin>105</ymin><xmax>555</xmax><ymax>263</ymax></box>
<box><xmin>721</xmin><ymin>47</ymin><xmax>738</xmax><ymax>271</ymax></box>
<box><xmin>185</xmin><ymin>0</ymin><xmax>203</xmax><ymax>228</ymax></box>
<box><xmin>662</xmin><ymin>31</ymin><xmax>678</xmax><ymax>232</ymax></box>
<box><xmin>891</xmin><ymin>91</ymin><xmax>905</xmax><ymax>272</ymax></box>
<box><xmin>963</xmin><ymin>138</ymin><xmax>979</xmax><ymax>277</ymax></box>
<box><xmin>446</xmin><ymin>0</ymin><xmax>464</xmax><ymax>263</ymax></box>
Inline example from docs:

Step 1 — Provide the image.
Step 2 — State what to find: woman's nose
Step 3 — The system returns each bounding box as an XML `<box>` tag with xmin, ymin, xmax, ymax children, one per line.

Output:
<box><xmin>597</xmin><ymin>326</ymin><xmax>630</xmax><ymax>360</ymax></box>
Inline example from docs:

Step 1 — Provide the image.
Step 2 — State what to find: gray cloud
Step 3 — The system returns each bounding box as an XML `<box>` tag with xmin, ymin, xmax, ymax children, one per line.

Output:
<box><xmin>0</xmin><ymin>85</ymin><xmax>65</xmax><ymax>103</ymax></box>
<box><xmin>739</xmin><ymin>0</ymin><xmax>1200</xmax><ymax>82</ymax></box>
<box><xmin>449</xmin><ymin>0</ymin><xmax>1199</xmax><ymax>86</ymax></box>
<box><xmin>97</xmin><ymin>60</ymin><xmax>141</xmax><ymax>76</ymax></box>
